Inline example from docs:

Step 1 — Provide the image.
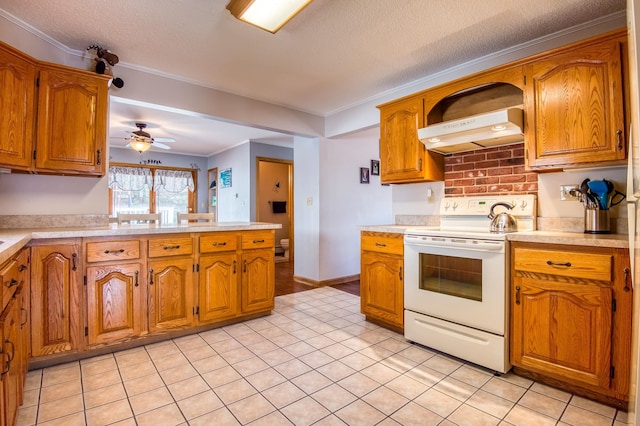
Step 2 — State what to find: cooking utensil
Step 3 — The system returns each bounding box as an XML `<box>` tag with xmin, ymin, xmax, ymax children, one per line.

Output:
<box><xmin>587</xmin><ymin>180</ymin><xmax>610</xmax><ymax>210</ymax></box>
<box><xmin>609</xmin><ymin>189</ymin><xmax>626</xmax><ymax>207</ymax></box>
<box><xmin>488</xmin><ymin>202</ymin><xmax>517</xmax><ymax>233</ymax></box>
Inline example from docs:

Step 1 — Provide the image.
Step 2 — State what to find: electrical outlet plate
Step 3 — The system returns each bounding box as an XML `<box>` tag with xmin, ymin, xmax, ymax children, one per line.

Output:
<box><xmin>560</xmin><ymin>184</ymin><xmax>579</xmax><ymax>201</ymax></box>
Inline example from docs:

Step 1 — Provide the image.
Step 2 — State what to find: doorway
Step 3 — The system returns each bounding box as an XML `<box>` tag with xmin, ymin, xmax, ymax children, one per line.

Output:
<box><xmin>256</xmin><ymin>157</ymin><xmax>293</xmax><ymax>265</ymax></box>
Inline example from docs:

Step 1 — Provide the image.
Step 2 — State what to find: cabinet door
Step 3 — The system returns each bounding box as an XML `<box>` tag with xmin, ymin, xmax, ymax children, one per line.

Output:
<box><xmin>0</xmin><ymin>43</ymin><xmax>36</xmax><ymax>170</ymax></box>
<box><xmin>148</xmin><ymin>258</ymin><xmax>194</xmax><ymax>331</ymax></box>
<box><xmin>1</xmin><ymin>297</ymin><xmax>20</xmax><ymax>426</ymax></box>
<box><xmin>199</xmin><ymin>253</ymin><xmax>238</xmax><ymax>323</ymax></box>
<box><xmin>524</xmin><ymin>37</ymin><xmax>625</xmax><ymax>168</ymax></box>
<box><xmin>35</xmin><ymin>65</ymin><xmax>108</xmax><ymax>175</ymax></box>
<box><xmin>360</xmin><ymin>251</ymin><xmax>404</xmax><ymax>328</ymax></box>
<box><xmin>241</xmin><ymin>249</ymin><xmax>274</xmax><ymax>314</ymax></box>
<box><xmin>86</xmin><ymin>263</ymin><xmax>144</xmax><ymax>346</ymax></box>
<box><xmin>31</xmin><ymin>243</ymin><xmax>82</xmax><ymax>357</ymax></box>
<box><xmin>379</xmin><ymin>96</ymin><xmax>443</xmax><ymax>184</ymax></box>
<box><xmin>511</xmin><ymin>276</ymin><xmax>613</xmax><ymax>389</ymax></box>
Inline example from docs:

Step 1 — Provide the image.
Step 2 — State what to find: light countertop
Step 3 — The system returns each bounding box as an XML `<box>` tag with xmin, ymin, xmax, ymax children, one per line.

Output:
<box><xmin>0</xmin><ymin>222</ymin><xmax>281</xmax><ymax>265</ymax></box>
<box><xmin>360</xmin><ymin>225</ymin><xmax>629</xmax><ymax>249</ymax></box>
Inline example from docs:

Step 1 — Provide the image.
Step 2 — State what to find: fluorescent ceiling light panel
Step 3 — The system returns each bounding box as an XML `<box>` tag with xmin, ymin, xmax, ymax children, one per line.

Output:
<box><xmin>227</xmin><ymin>0</ymin><xmax>313</xmax><ymax>33</ymax></box>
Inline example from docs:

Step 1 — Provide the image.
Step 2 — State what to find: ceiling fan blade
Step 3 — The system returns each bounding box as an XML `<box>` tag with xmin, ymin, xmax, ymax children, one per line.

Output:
<box><xmin>153</xmin><ymin>137</ymin><xmax>176</xmax><ymax>143</ymax></box>
<box><xmin>153</xmin><ymin>142</ymin><xmax>172</xmax><ymax>150</ymax></box>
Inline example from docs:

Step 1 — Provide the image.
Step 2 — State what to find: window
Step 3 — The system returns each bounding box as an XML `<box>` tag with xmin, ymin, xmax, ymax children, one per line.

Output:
<box><xmin>109</xmin><ymin>164</ymin><xmax>196</xmax><ymax>224</ymax></box>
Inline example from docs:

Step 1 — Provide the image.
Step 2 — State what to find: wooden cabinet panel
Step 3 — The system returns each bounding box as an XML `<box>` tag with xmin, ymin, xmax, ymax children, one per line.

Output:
<box><xmin>360</xmin><ymin>232</ymin><xmax>404</xmax><ymax>331</ymax></box>
<box><xmin>148</xmin><ymin>236</ymin><xmax>193</xmax><ymax>258</ymax></box>
<box><xmin>360</xmin><ymin>251</ymin><xmax>404</xmax><ymax>328</ymax></box>
<box><xmin>35</xmin><ymin>64</ymin><xmax>108</xmax><ymax>175</ymax></box>
<box><xmin>524</xmin><ymin>32</ymin><xmax>626</xmax><ymax>169</ymax></box>
<box><xmin>241</xmin><ymin>231</ymin><xmax>275</xmax><ymax>250</ymax></box>
<box><xmin>0</xmin><ymin>260</ymin><xmax>18</xmax><ymax>313</ymax></box>
<box><xmin>511</xmin><ymin>242</ymin><xmax>632</xmax><ymax>407</ymax></box>
<box><xmin>200</xmin><ymin>233</ymin><xmax>237</xmax><ymax>253</ymax></box>
<box><xmin>241</xmin><ymin>248</ymin><xmax>274</xmax><ymax>314</ymax></box>
<box><xmin>86</xmin><ymin>240</ymin><xmax>140</xmax><ymax>263</ymax></box>
<box><xmin>31</xmin><ymin>243</ymin><xmax>82</xmax><ymax>357</ymax></box>
<box><xmin>0</xmin><ymin>43</ymin><xmax>36</xmax><ymax>170</ymax></box>
<box><xmin>378</xmin><ymin>96</ymin><xmax>444</xmax><ymax>184</ymax></box>
<box><xmin>1</xmin><ymin>297</ymin><xmax>20</xmax><ymax>426</ymax></box>
<box><xmin>86</xmin><ymin>263</ymin><xmax>144</xmax><ymax>346</ymax></box>
<box><xmin>199</xmin><ymin>253</ymin><xmax>238</xmax><ymax>322</ymax></box>
<box><xmin>148</xmin><ymin>258</ymin><xmax>194</xmax><ymax>331</ymax></box>
<box><xmin>361</xmin><ymin>232</ymin><xmax>404</xmax><ymax>256</ymax></box>
<box><xmin>514</xmin><ymin>248</ymin><xmax>612</xmax><ymax>281</ymax></box>
<box><xmin>512</xmin><ymin>276</ymin><xmax>612</xmax><ymax>388</ymax></box>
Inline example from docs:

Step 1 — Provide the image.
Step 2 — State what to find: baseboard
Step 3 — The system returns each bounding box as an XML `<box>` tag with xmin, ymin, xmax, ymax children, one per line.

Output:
<box><xmin>293</xmin><ymin>274</ymin><xmax>360</xmax><ymax>288</ymax></box>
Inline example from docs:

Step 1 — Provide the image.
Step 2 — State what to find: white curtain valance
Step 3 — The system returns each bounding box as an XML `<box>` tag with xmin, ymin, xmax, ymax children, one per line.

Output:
<box><xmin>154</xmin><ymin>169</ymin><xmax>195</xmax><ymax>193</ymax></box>
<box><xmin>108</xmin><ymin>166</ymin><xmax>153</xmax><ymax>191</ymax></box>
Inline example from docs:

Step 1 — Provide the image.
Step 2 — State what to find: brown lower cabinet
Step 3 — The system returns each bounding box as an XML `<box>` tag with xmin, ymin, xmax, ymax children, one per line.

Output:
<box><xmin>0</xmin><ymin>246</ymin><xmax>30</xmax><ymax>426</ymax></box>
<box><xmin>360</xmin><ymin>231</ymin><xmax>404</xmax><ymax>332</ymax></box>
<box><xmin>510</xmin><ymin>242</ymin><xmax>632</xmax><ymax>408</ymax></box>
<box><xmin>30</xmin><ymin>240</ymin><xmax>83</xmax><ymax>358</ymax></box>
<box><xmin>28</xmin><ymin>230</ymin><xmax>275</xmax><ymax>368</ymax></box>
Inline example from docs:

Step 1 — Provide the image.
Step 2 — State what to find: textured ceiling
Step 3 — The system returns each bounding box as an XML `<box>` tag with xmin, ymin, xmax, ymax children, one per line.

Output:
<box><xmin>0</xmin><ymin>0</ymin><xmax>627</xmax><ymax>156</ymax></box>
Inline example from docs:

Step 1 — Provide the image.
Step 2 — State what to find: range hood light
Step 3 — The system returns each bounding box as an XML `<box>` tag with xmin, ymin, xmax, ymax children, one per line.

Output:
<box><xmin>418</xmin><ymin>108</ymin><xmax>524</xmax><ymax>154</ymax></box>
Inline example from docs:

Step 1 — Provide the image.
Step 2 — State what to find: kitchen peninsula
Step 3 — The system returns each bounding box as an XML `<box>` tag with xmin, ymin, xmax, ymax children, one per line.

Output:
<box><xmin>0</xmin><ymin>219</ymin><xmax>280</xmax><ymax>420</ymax></box>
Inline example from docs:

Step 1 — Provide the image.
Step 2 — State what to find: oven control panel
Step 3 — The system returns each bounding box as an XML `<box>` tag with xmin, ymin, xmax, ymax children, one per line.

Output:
<box><xmin>440</xmin><ymin>194</ymin><xmax>536</xmax><ymax>217</ymax></box>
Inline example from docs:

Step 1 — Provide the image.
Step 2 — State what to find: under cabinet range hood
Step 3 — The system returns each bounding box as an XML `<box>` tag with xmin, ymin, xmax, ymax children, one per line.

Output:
<box><xmin>418</xmin><ymin>107</ymin><xmax>524</xmax><ymax>154</ymax></box>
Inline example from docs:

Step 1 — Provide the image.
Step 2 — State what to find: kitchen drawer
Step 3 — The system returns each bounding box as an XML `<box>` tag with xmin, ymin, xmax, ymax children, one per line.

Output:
<box><xmin>514</xmin><ymin>248</ymin><xmax>612</xmax><ymax>282</ymax></box>
<box><xmin>241</xmin><ymin>231</ymin><xmax>275</xmax><ymax>250</ymax></box>
<box><xmin>148</xmin><ymin>236</ymin><xmax>193</xmax><ymax>258</ymax></box>
<box><xmin>361</xmin><ymin>232</ymin><xmax>404</xmax><ymax>256</ymax></box>
<box><xmin>86</xmin><ymin>239</ymin><xmax>141</xmax><ymax>263</ymax></box>
<box><xmin>1</xmin><ymin>259</ymin><xmax>19</xmax><ymax>311</ymax></box>
<box><xmin>200</xmin><ymin>233</ymin><xmax>237</xmax><ymax>253</ymax></box>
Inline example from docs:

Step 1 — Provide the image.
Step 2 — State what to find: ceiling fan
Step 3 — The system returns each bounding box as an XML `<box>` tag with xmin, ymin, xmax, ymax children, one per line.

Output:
<box><xmin>120</xmin><ymin>122</ymin><xmax>176</xmax><ymax>152</ymax></box>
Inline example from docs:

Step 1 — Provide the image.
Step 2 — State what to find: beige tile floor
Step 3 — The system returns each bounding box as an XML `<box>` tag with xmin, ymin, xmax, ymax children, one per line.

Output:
<box><xmin>17</xmin><ymin>287</ymin><xmax>633</xmax><ymax>426</ymax></box>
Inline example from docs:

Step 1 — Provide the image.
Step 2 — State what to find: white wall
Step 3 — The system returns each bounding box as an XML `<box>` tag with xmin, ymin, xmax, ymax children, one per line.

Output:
<box><xmin>319</xmin><ymin>135</ymin><xmax>393</xmax><ymax>281</ymax></box>
<box><xmin>293</xmin><ymin>136</ymin><xmax>320</xmax><ymax>281</ymax></box>
<box><xmin>208</xmin><ymin>143</ymin><xmax>251</xmax><ymax>222</ymax></box>
<box><xmin>0</xmin><ymin>172</ymin><xmax>108</xmax><ymax>215</ymax></box>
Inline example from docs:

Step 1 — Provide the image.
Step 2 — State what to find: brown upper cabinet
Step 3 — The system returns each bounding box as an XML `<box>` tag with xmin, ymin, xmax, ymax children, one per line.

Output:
<box><xmin>524</xmin><ymin>30</ymin><xmax>627</xmax><ymax>170</ymax></box>
<box><xmin>378</xmin><ymin>95</ymin><xmax>444</xmax><ymax>184</ymax></box>
<box><xmin>0</xmin><ymin>41</ymin><xmax>109</xmax><ymax>176</ymax></box>
<box><xmin>377</xmin><ymin>29</ymin><xmax>628</xmax><ymax>182</ymax></box>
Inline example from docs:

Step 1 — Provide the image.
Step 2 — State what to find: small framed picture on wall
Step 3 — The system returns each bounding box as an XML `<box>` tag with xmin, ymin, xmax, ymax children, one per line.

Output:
<box><xmin>371</xmin><ymin>160</ymin><xmax>380</xmax><ymax>176</ymax></box>
<box><xmin>360</xmin><ymin>167</ymin><xmax>370</xmax><ymax>184</ymax></box>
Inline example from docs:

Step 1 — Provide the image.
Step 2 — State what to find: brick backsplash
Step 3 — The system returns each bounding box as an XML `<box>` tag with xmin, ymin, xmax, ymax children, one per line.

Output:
<box><xmin>444</xmin><ymin>142</ymin><xmax>538</xmax><ymax>195</ymax></box>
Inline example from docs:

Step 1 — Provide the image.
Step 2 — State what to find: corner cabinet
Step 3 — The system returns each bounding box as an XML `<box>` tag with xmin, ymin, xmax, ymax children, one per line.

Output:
<box><xmin>524</xmin><ymin>30</ymin><xmax>627</xmax><ymax>170</ymax></box>
<box><xmin>510</xmin><ymin>242</ymin><xmax>632</xmax><ymax>408</ymax></box>
<box><xmin>378</xmin><ymin>96</ymin><xmax>444</xmax><ymax>184</ymax></box>
<box><xmin>360</xmin><ymin>231</ymin><xmax>404</xmax><ymax>332</ymax></box>
<box><xmin>0</xmin><ymin>41</ymin><xmax>109</xmax><ymax>176</ymax></box>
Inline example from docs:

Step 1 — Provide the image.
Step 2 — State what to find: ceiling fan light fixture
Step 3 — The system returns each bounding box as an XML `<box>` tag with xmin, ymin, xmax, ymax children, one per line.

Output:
<box><xmin>226</xmin><ymin>0</ymin><xmax>313</xmax><ymax>33</ymax></box>
<box><xmin>130</xmin><ymin>139</ymin><xmax>152</xmax><ymax>153</ymax></box>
